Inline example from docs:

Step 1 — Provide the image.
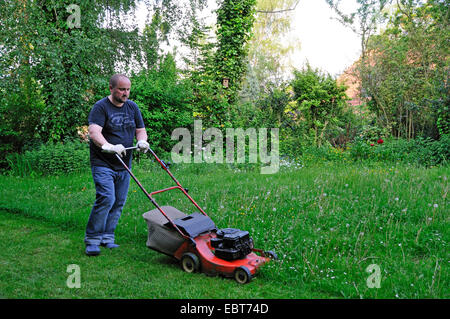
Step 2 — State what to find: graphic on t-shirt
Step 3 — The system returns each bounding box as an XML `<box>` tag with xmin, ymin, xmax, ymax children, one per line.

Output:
<box><xmin>110</xmin><ymin>113</ymin><xmax>136</xmax><ymax>129</ymax></box>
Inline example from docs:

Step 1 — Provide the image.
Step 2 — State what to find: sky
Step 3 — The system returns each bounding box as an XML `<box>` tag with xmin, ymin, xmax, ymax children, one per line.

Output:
<box><xmin>136</xmin><ymin>0</ymin><xmax>362</xmax><ymax>77</ymax></box>
<box><xmin>289</xmin><ymin>0</ymin><xmax>361</xmax><ymax>76</ymax></box>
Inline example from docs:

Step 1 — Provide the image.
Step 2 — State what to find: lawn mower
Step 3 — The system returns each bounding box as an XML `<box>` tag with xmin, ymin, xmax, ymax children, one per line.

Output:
<box><xmin>115</xmin><ymin>147</ymin><xmax>277</xmax><ymax>284</ymax></box>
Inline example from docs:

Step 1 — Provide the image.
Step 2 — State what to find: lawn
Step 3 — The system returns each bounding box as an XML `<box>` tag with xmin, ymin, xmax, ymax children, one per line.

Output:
<box><xmin>0</xmin><ymin>161</ymin><xmax>448</xmax><ymax>299</ymax></box>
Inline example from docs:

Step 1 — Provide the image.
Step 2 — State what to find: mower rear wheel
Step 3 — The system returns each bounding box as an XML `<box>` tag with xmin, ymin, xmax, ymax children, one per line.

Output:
<box><xmin>181</xmin><ymin>253</ymin><xmax>200</xmax><ymax>273</ymax></box>
<box><xmin>234</xmin><ymin>266</ymin><xmax>252</xmax><ymax>284</ymax></box>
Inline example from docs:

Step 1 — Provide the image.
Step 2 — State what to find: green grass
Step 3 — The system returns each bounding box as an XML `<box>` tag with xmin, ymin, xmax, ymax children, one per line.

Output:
<box><xmin>0</xmin><ymin>162</ymin><xmax>448</xmax><ymax>298</ymax></box>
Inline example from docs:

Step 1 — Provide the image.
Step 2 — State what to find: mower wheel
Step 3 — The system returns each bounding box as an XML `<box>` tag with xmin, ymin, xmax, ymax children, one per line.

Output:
<box><xmin>265</xmin><ymin>250</ymin><xmax>278</xmax><ymax>260</ymax></box>
<box><xmin>234</xmin><ymin>266</ymin><xmax>252</xmax><ymax>284</ymax></box>
<box><xmin>181</xmin><ymin>253</ymin><xmax>200</xmax><ymax>273</ymax></box>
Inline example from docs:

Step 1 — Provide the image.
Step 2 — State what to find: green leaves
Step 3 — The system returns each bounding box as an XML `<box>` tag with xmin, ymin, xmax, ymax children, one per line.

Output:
<box><xmin>130</xmin><ymin>55</ymin><xmax>194</xmax><ymax>154</ymax></box>
<box><xmin>214</xmin><ymin>0</ymin><xmax>257</xmax><ymax>102</ymax></box>
<box><xmin>290</xmin><ymin>66</ymin><xmax>348</xmax><ymax>147</ymax></box>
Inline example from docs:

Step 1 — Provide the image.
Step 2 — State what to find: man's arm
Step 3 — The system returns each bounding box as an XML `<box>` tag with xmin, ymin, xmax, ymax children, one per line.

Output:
<box><xmin>89</xmin><ymin>123</ymin><xmax>126</xmax><ymax>156</ymax></box>
<box><xmin>136</xmin><ymin>128</ymin><xmax>148</xmax><ymax>142</ymax></box>
<box><xmin>88</xmin><ymin>123</ymin><xmax>108</xmax><ymax>148</ymax></box>
<box><xmin>135</xmin><ymin>128</ymin><xmax>149</xmax><ymax>153</ymax></box>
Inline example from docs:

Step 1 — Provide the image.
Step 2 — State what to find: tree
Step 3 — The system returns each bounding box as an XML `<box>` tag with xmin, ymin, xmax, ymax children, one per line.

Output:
<box><xmin>360</xmin><ymin>0</ymin><xmax>449</xmax><ymax>138</ymax></box>
<box><xmin>325</xmin><ymin>0</ymin><xmax>391</xmax><ymax>59</ymax></box>
<box><xmin>0</xmin><ymin>0</ymin><xmax>141</xmax><ymax>149</ymax></box>
<box><xmin>130</xmin><ymin>53</ymin><xmax>194</xmax><ymax>154</ymax></box>
<box><xmin>242</xmin><ymin>0</ymin><xmax>301</xmax><ymax>99</ymax></box>
<box><xmin>290</xmin><ymin>65</ymin><xmax>349</xmax><ymax>146</ymax></box>
<box><xmin>214</xmin><ymin>0</ymin><xmax>257</xmax><ymax>105</ymax></box>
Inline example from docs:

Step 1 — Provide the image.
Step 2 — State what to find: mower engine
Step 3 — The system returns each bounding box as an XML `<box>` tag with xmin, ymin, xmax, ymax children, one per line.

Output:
<box><xmin>211</xmin><ymin>228</ymin><xmax>254</xmax><ymax>261</ymax></box>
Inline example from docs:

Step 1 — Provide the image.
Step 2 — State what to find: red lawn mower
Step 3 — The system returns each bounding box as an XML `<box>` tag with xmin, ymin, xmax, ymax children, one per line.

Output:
<box><xmin>115</xmin><ymin>147</ymin><xmax>277</xmax><ymax>284</ymax></box>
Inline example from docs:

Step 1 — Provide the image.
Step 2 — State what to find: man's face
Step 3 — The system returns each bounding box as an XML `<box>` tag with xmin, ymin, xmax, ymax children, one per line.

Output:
<box><xmin>110</xmin><ymin>77</ymin><xmax>131</xmax><ymax>105</ymax></box>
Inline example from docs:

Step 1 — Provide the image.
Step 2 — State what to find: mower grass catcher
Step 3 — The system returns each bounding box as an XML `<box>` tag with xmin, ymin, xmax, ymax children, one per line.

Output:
<box><xmin>115</xmin><ymin>148</ymin><xmax>277</xmax><ymax>284</ymax></box>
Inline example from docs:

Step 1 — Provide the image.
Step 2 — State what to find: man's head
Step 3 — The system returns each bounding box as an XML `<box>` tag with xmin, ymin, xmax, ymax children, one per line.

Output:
<box><xmin>109</xmin><ymin>74</ymin><xmax>131</xmax><ymax>106</ymax></box>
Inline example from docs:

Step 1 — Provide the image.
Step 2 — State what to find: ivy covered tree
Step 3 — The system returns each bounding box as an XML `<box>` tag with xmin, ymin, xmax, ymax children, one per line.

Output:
<box><xmin>214</xmin><ymin>0</ymin><xmax>257</xmax><ymax>103</ymax></box>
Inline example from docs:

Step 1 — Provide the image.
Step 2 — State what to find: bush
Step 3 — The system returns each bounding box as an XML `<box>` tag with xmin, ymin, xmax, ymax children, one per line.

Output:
<box><xmin>6</xmin><ymin>140</ymin><xmax>89</xmax><ymax>176</ymax></box>
<box><xmin>130</xmin><ymin>54</ymin><xmax>194</xmax><ymax>155</ymax></box>
<box><xmin>347</xmin><ymin>136</ymin><xmax>449</xmax><ymax>166</ymax></box>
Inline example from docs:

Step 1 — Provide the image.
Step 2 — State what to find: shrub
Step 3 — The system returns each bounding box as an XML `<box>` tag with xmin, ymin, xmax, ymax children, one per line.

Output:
<box><xmin>6</xmin><ymin>140</ymin><xmax>89</xmax><ymax>176</ymax></box>
<box><xmin>130</xmin><ymin>54</ymin><xmax>194</xmax><ymax>155</ymax></box>
<box><xmin>346</xmin><ymin>136</ymin><xmax>449</xmax><ymax>166</ymax></box>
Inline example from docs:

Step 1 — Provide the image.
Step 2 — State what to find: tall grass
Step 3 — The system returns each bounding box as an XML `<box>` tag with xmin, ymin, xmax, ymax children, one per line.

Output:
<box><xmin>0</xmin><ymin>162</ymin><xmax>448</xmax><ymax>298</ymax></box>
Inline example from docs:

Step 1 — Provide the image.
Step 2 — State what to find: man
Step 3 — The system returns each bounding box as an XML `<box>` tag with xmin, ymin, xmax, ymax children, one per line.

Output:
<box><xmin>85</xmin><ymin>74</ymin><xmax>149</xmax><ymax>256</ymax></box>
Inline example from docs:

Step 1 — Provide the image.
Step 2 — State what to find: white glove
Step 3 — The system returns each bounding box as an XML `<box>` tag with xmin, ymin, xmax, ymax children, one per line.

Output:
<box><xmin>101</xmin><ymin>142</ymin><xmax>126</xmax><ymax>157</ymax></box>
<box><xmin>136</xmin><ymin>140</ymin><xmax>149</xmax><ymax>153</ymax></box>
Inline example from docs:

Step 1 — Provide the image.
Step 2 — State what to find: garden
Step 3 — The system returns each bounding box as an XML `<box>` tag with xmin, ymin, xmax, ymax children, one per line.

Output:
<box><xmin>0</xmin><ymin>0</ymin><xmax>448</xmax><ymax>300</ymax></box>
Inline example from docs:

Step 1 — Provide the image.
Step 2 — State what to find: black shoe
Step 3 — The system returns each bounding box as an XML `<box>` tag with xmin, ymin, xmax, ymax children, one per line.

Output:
<box><xmin>101</xmin><ymin>243</ymin><xmax>119</xmax><ymax>249</ymax></box>
<box><xmin>85</xmin><ymin>244</ymin><xmax>101</xmax><ymax>256</ymax></box>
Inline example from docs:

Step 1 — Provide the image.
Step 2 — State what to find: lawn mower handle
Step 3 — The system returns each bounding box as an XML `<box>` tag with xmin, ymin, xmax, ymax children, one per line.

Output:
<box><xmin>113</xmin><ymin>148</ymin><xmax>207</xmax><ymax>248</ymax></box>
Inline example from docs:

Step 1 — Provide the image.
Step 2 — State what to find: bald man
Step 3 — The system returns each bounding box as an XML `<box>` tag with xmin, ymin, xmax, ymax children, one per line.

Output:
<box><xmin>84</xmin><ymin>74</ymin><xmax>149</xmax><ymax>256</ymax></box>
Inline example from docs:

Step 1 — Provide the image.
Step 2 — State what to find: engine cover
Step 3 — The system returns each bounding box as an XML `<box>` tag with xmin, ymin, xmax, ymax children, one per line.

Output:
<box><xmin>211</xmin><ymin>228</ymin><xmax>254</xmax><ymax>261</ymax></box>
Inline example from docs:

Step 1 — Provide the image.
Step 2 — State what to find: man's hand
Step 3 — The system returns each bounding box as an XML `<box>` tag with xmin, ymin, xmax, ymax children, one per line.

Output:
<box><xmin>101</xmin><ymin>142</ymin><xmax>126</xmax><ymax>157</ymax></box>
<box><xmin>136</xmin><ymin>140</ymin><xmax>150</xmax><ymax>153</ymax></box>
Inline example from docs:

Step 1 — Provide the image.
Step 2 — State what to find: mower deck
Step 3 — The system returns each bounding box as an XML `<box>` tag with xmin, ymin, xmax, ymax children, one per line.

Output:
<box><xmin>174</xmin><ymin>232</ymin><xmax>271</xmax><ymax>283</ymax></box>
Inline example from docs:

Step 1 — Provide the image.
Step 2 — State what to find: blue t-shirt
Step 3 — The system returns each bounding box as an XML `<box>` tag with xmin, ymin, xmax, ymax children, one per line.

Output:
<box><xmin>88</xmin><ymin>97</ymin><xmax>145</xmax><ymax>170</ymax></box>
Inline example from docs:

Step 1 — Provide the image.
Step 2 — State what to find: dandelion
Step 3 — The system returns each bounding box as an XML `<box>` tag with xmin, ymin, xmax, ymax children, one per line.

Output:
<box><xmin>433</xmin><ymin>204</ymin><xmax>438</xmax><ymax>208</ymax></box>
<box><xmin>395</xmin><ymin>197</ymin><xmax>399</xmax><ymax>201</ymax></box>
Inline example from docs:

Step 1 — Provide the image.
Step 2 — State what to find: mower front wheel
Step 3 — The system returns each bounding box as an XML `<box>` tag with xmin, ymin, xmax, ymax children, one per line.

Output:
<box><xmin>181</xmin><ymin>253</ymin><xmax>200</xmax><ymax>273</ymax></box>
<box><xmin>234</xmin><ymin>266</ymin><xmax>252</xmax><ymax>284</ymax></box>
<box><xmin>264</xmin><ymin>250</ymin><xmax>278</xmax><ymax>260</ymax></box>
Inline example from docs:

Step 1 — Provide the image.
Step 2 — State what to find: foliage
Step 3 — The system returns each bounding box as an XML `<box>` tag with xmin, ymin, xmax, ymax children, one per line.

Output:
<box><xmin>348</xmin><ymin>135</ymin><xmax>450</xmax><ymax>166</ymax></box>
<box><xmin>1</xmin><ymin>0</ymin><xmax>448</xmax><ymax>176</ymax></box>
<box><xmin>242</xmin><ymin>0</ymin><xmax>300</xmax><ymax>98</ymax></box>
<box><xmin>325</xmin><ymin>0</ymin><xmax>390</xmax><ymax>55</ymax></box>
<box><xmin>0</xmin><ymin>0</ymin><xmax>142</xmax><ymax>166</ymax></box>
<box><xmin>130</xmin><ymin>54</ymin><xmax>194</xmax><ymax>154</ymax></box>
<box><xmin>6</xmin><ymin>140</ymin><xmax>89</xmax><ymax>176</ymax></box>
<box><xmin>214</xmin><ymin>0</ymin><xmax>257</xmax><ymax>104</ymax></box>
<box><xmin>290</xmin><ymin>65</ymin><xmax>349</xmax><ymax>147</ymax></box>
<box><xmin>0</xmin><ymin>72</ymin><xmax>45</xmax><ymax>162</ymax></box>
<box><xmin>362</xmin><ymin>0</ymin><xmax>449</xmax><ymax>139</ymax></box>
<box><xmin>329</xmin><ymin>0</ymin><xmax>449</xmax><ymax>140</ymax></box>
